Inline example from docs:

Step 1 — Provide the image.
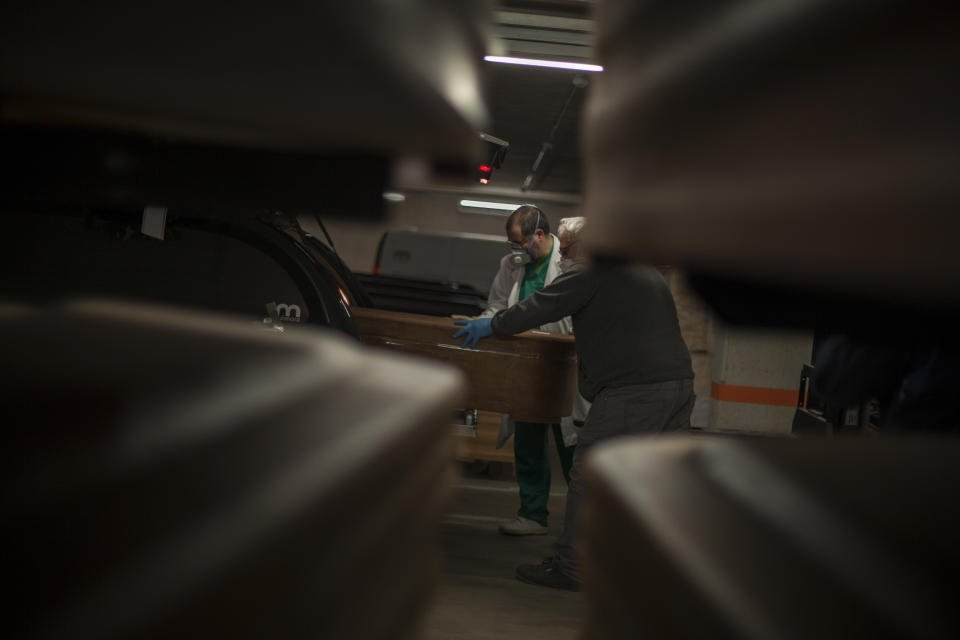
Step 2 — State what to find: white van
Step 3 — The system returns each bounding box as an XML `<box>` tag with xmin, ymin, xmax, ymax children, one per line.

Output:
<box><xmin>373</xmin><ymin>230</ymin><xmax>508</xmax><ymax>296</ymax></box>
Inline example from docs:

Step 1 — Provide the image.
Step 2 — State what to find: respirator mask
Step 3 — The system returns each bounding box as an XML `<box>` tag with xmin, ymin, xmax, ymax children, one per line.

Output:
<box><xmin>509</xmin><ymin>251</ymin><xmax>532</xmax><ymax>266</ymax></box>
<box><xmin>508</xmin><ymin>210</ymin><xmax>541</xmax><ymax>267</ymax></box>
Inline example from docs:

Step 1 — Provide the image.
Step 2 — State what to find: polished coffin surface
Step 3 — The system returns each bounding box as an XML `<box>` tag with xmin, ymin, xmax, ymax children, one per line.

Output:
<box><xmin>3</xmin><ymin>300</ymin><xmax>464</xmax><ymax>639</ymax></box>
<box><xmin>579</xmin><ymin>436</ymin><xmax>960</xmax><ymax>639</ymax></box>
<box><xmin>353</xmin><ymin>307</ymin><xmax>577</xmax><ymax>422</ymax></box>
<box><xmin>0</xmin><ymin>2</ymin><xmax>490</xmax><ymax>217</ymax></box>
<box><xmin>0</xmin><ymin>1</ymin><xmax>488</xmax><ymax>157</ymax></box>
<box><xmin>583</xmin><ymin>1</ymin><xmax>960</xmax><ymax>307</ymax></box>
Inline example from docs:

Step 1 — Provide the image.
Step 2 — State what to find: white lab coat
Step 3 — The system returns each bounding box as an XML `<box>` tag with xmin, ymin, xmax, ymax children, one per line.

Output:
<box><xmin>480</xmin><ymin>234</ymin><xmax>589</xmax><ymax>448</ymax></box>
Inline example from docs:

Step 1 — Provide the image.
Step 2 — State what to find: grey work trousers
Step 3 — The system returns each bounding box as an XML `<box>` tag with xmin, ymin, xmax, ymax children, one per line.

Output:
<box><xmin>554</xmin><ymin>379</ymin><xmax>695</xmax><ymax>580</ymax></box>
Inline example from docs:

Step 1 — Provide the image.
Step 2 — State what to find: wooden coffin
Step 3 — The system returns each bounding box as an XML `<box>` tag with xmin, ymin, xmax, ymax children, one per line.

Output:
<box><xmin>580</xmin><ymin>436</ymin><xmax>960</xmax><ymax>639</ymax></box>
<box><xmin>352</xmin><ymin>307</ymin><xmax>577</xmax><ymax>422</ymax></box>
<box><xmin>0</xmin><ymin>1</ymin><xmax>487</xmax><ymax>158</ymax></box>
<box><xmin>3</xmin><ymin>300</ymin><xmax>464</xmax><ymax>640</ymax></box>
<box><xmin>583</xmin><ymin>0</ymin><xmax>960</xmax><ymax>306</ymax></box>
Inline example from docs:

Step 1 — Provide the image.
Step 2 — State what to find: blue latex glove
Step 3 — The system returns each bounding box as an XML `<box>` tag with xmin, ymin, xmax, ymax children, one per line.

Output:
<box><xmin>452</xmin><ymin>317</ymin><xmax>493</xmax><ymax>350</ymax></box>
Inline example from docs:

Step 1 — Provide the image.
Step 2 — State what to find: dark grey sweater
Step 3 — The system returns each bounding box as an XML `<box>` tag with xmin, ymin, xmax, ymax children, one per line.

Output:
<box><xmin>491</xmin><ymin>266</ymin><xmax>693</xmax><ymax>402</ymax></box>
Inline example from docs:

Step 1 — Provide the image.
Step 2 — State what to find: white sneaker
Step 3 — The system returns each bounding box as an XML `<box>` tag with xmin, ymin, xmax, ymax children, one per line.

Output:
<box><xmin>498</xmin><ymin>516</ymin><xmax>548</xmax><ymax>536</ymax></box>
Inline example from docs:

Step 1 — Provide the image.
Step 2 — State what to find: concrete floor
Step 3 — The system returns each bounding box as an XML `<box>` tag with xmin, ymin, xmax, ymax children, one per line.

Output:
<box><xmin>419</xmin><ymin>455</ymin><xmax>584</xmax><ymax>640</ymax></box>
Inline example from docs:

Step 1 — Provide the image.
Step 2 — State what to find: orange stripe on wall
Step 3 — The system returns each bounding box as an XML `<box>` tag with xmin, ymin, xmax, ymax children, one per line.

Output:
<box><xmin>710</xmin><ymin>381</ymin><xmax>797</xmax><ymax>407</ymax></box>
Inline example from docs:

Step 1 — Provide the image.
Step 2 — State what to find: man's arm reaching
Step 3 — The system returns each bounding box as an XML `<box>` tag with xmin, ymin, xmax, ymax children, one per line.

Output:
<box><xmin>492</xmin><ymin>270</ymin><xmax>597</xmax><ymax>336</ymax></box>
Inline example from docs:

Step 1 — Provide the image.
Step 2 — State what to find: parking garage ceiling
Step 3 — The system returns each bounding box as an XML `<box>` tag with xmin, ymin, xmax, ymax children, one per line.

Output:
<box><xmin>483</xmin><ymin>0</ymin><xmax>596</xmax><ymax>195</ymax></box>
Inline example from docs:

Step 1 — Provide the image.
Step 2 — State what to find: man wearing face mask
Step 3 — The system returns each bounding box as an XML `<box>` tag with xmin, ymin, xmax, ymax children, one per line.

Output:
<box><xmin>462</xmin><ymin>206</ymin><xmax>579</xmax><ymax>537</ymax></box>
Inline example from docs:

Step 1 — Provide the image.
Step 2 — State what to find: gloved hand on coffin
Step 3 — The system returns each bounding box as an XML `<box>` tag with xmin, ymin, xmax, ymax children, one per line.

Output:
<box><xmin>452</xmin><ymin>317</ymin><xmax>493</xmax><ymax>349</ymax></box>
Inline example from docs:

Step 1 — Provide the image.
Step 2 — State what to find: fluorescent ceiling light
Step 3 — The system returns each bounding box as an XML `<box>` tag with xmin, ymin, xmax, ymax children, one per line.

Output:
<box><xmin>382</xmin><ymin>191</ymin><xmax>406</xmax><ymax>202</ymax></box>
<box><xmin>459</xmin><ymin>199</ymin><xmax>523</xmax><ymax>211</ymax></box>
<box><xmin>484</xmin><ymin>56</ymin><xmax>603</xmax><ymax>72</ymax></box>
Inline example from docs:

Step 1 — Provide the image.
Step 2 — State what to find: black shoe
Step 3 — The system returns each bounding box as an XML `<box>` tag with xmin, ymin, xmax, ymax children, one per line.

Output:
<box><xmin>516</xmin><ymin>557</ymin><xmax>580</xmax><ymax>591</ymax></box>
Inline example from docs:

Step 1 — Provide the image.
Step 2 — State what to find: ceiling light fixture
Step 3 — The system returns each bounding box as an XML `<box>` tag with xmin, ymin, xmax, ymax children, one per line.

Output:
<box><xmin>459</xmin><ymin>199</ymin><xmax>523</xmax><ymax>212</ymax></box>
<box><xmin>483</xmin><ymin>56</ymin><xmax>603</xmax><ymax>72</ymax></box>
<box><xmin>382</xmin><ymin>191</ymin><xmax>406</xmax><ymax>202</ymax></box>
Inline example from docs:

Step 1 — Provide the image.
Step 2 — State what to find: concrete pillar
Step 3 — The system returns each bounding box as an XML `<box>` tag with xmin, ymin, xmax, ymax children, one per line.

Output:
<box><xmin>707</xmin><ymin>324</ymin><xmax>814</xmax><ymax>435</ymax></box>
<box><xmin>666</xmin><ymin>271</ymin><xmax>813</xmax><ymax>435</ymax></box>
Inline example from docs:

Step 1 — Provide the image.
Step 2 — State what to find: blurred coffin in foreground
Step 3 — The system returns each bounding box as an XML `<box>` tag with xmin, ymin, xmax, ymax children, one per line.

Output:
<box><xmin>352</xmin><ymin>307</ymin><xmax>577</xmax><ymax>422</ymax></box>
<box><xmin>0</xmin><ymin>1</ymin><xmax>488</xmax><ymax>158</ymax></box>
<box><xmin>0</xmin><ymin>1</ymin><xmax>489</xmax><ymax>214</ymax></box>
<box><xmin>584</xmin><ymin>1</ymin><xmax>960</xmax><ymax>309</ymax></box>
<box><xmin>580</xmin><ymin>436</ymin><xmax>960</xmax><ymax>639</ymax></box>
<box><xmin>2</xmin><ymin>301</ymin><xmax>464</xmax><ymax>640</ymax></box>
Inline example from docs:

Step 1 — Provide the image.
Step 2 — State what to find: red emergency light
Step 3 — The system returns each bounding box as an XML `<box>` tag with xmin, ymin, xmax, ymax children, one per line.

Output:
<box><xmin>477</xmin><ymin>163</ymin><xmax>493</xmax><ymax>184</ymax></box>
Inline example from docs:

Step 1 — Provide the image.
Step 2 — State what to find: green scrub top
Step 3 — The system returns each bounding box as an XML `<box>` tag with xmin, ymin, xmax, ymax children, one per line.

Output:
<box><xmin>519</xmin><ymin>251</ymin><xmax>550</xmax><ymax>301</ymax></box>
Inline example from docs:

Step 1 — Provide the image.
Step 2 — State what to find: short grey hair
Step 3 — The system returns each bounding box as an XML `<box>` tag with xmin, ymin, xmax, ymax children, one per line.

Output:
<box><xmin>558</xmin><ymin>216</ymin><xmax>585</xmax><ymax>239</ymax></box>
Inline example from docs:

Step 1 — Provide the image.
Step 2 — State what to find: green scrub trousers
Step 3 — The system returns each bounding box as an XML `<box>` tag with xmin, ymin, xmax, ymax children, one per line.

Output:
<box><xmin>514</xmin><ymin>421</ymin><xmax>576</xmax><ymax>526</ymax></box>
